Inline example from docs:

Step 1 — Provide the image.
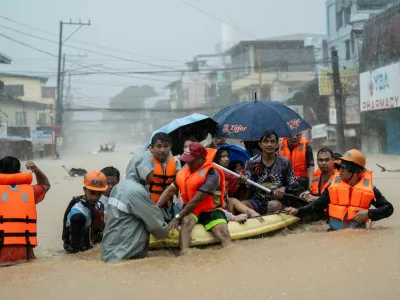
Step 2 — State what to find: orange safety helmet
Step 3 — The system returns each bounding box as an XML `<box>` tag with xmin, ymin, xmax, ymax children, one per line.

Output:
<box><xmin>83</xmin><ymin>170</ymin><xmax>108</xmax><ymax>192</ymax></box>
<box><xmin>340</xmin><ymin>149</ymin><xmax>366</xmax><ymax>168</ymax></box>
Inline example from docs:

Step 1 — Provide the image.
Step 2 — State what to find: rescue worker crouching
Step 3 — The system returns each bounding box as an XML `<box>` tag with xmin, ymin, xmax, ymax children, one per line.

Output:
<box><xmin>285</xmin><ymin>149</ymin><xmax>394</xmax><ymax>230</ymax></box>
<box><xmin>62</xmin><ymin>170</ymin><xmax>108</xmax><ymax>254</ymax></box>
<box><xmin>0</xmin><ymin>157</ymin><xmax>51</xmax><ymax>266</ymax></box>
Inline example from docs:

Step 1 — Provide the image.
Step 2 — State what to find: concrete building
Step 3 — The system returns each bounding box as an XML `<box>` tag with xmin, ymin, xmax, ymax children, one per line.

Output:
<box><xmin>0</xmin><ymin>73</ymin><xmax>50</xmax><ymax>127</ymax></box>
<box><xmin>358</xmin><ymin>3</ymin><xmax>400</xmax><ymax>154</ymax></box>
<box><xmin>325</xmin><ymin>0</ymin><xmax>400</xmax><ymax>67</ymax></box>
<box><xmin>224</xmin><ymin>33</ymin><xmax>326</xmax><ymax>102</ymax></box>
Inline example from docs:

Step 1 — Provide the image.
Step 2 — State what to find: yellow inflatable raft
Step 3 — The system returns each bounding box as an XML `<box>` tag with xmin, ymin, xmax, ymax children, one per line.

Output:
<box><xmin>149</xmin><ymin>213</ymin><xmax>299</xmax><ymax>249</ymax></box>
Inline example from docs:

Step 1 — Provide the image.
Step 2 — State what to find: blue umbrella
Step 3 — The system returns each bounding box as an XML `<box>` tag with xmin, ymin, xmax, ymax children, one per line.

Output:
<box><xmin>216</xmin><ymin>144</ymin><xmax>251</xmax><ymax>166</ymax></box>
<box><xmin>213</xmin><ymin>100</ymin><xmax>311</xmax><ymax>140</ymax></box>
<box><xmin>143</xmin><ymin>113</ymin><xmax>217</xmax><ymax>155</ymax></box>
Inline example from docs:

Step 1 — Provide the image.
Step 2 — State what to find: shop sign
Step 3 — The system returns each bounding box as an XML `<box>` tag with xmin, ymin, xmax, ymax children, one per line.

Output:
<box><xmin>360</xmin><ymin>62</ymin><xmax>400</xmax><ymax>112</ymax></box>
<box><xmin>318</xmin><ymin>68</ymin><xmax>359</xmax><ymax>96</ymax></box>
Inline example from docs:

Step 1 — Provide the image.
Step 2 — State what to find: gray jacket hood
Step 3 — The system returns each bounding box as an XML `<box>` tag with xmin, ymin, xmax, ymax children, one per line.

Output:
<box><xmin>125</xmin><ymin>150</ymin><xmax>155</xmax><ymax>185</ymax></box>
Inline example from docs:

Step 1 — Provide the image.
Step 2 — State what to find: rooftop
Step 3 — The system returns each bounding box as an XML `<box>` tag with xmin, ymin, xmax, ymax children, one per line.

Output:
<box><xmin>262</xmin><ymin>33</ymin><xmax>327</xmax><ymax>41</ymax></box>
<box><xmin>0</xmin><ymin>72</ymin><xmax>48</xmax><ymax>83</ymax></box>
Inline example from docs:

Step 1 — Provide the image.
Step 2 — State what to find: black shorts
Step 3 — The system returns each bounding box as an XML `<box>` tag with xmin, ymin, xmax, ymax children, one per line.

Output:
<box><xmin>190</xmin><ymin>209</ymin><xmax>227</xmax><ymax>231</ymax></box>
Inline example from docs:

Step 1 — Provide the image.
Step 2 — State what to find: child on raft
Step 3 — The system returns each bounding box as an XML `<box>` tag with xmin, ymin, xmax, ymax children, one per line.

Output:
<box><xmin>213</xmin><ymin>148</ymin><xmax>263</xmax><ymax>223</ymax></box>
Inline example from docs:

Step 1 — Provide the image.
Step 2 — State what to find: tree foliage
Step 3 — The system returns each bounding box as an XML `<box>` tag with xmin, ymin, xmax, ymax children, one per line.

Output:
<box><xmin>109</xmin><ymin>85</ymin><xmax>157</xmax><ymax>109</ymax></box>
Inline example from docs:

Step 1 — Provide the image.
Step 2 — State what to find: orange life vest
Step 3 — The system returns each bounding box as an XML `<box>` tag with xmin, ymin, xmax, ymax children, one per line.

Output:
<box><xmin>149</xmin><ymin>157</ymin><xmax>176</xmax><ymax>203</ymax></box>
<box><xmin>176</xmin><ymin>148</ymin><xmax>225</xmax><ymax>216</ymax></box>
<box><xmin>278</xmin><ymin>137</ymin><xmax>308</xmax><ymax>178</ymax></box>
<box><xmin>328</xmin><ymin>170</ymin><xmax>375</xmax><ymax>222</ymax></box>
<box><xmin>0</xmin><ymin>173</ymin><xmax>37</xmax><ymax>247</ymax></box>
<box><xmin>311</xmin><ymin>169</ymin><xmax>334</xmax><ymax>195</ymax></box>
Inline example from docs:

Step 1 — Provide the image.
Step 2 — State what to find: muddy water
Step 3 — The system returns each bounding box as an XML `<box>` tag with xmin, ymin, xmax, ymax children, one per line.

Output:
<box><xmin>0</xmin><ymin>152</ymin><xmax>399</xmax><ymax>300</ymax></box>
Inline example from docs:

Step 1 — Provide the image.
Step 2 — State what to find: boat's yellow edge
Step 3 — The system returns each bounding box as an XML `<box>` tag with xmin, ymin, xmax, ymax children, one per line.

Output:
<box><xmin>149</xmin><ymin>214</ymin><xmax>299</xmax><ymax>249</ymax></box>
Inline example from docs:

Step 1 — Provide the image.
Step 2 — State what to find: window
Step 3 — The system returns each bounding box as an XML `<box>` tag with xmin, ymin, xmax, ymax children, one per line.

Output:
<box><xmin>15</xmin><ymin>112</ymin><xmax>27</xmax><ymax>126</ymax></box>
<box><xmin>357</xmin><ymin>0</ymin><xmax>389</xmax><ymax>10</ymax></box>
<box><xmin>5</xmin><ymin>85</ymin><xmax>24</xmax><ymax>97</ymax></box>
<box><xmin>336</xmin><ymin>10</ymin><xmax>343</xmax><ymax>31</ymax></box>
<box><xmin>345</xmin><ymin>40</ymin><xmax>351</xmax><ymax>60</ymax></box>
<box><xmin>344</xmin><ymin>5</ymin><xmax>351</xmax><ymax>25</ymax></box>
<box><xmin>37</xmin><ymin>112</ymin><xmax>47</xmax><ymax>125</ymax></box>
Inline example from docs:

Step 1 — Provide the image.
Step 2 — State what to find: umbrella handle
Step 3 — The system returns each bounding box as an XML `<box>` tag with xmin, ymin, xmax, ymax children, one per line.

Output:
<box><xmin>213</xmin><ymin>163</ymin><xmax>272</xmax><ymax>194</ymax></box>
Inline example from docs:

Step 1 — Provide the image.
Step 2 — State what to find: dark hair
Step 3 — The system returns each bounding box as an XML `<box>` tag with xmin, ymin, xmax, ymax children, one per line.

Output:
<box><xmin>333</xmin><ymin>152</ymin><xmax>342</xmax><ymax>160</ymax></box>
<box><xmin>228</xmin><ymin>160</ymin><xmax>244</xmax><ymax>172</ymax></box>
<box><xmin>317</xmin><ymin>147</ymin><xmax>334</xmax><ymax>159</ymax></box>
<box><xmin>151</xmin><ymin>132</ymin><xmax>172</xmax><ymax>146</ymax></box>
<box><xmin>0</xmin><ymin>156</ymin><xmax>21</xmax><ymax>174</ymax></box>
<box><xmin>259</xmin><ymin>130</ymin><xmax>279</xmax><ymax>143</ymax></box>
<box><xmin>214</xmin><ymin>148</ymin><xmax>229</xmax><ymax>164</ymax></box>
<box><xmin>101</xmin><ymin>166</ymin><xmax>120</xmax><ymax>181</ymax></box>
<box><xmin>183</xmin><ymin>135</ymin><xmax>197</xmax><ymax>143</ymax></box>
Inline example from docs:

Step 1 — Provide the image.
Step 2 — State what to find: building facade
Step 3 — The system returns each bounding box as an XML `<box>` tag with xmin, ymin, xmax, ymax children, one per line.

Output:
<box><xmin>225</xmin><ymin>34</ymin><xmax>326</xmax><ymax>102</ymax></box>
<box><xmin>359</xmin><ymin>3</ymin><xmax>400</xmax><ymax>154</ymax></box>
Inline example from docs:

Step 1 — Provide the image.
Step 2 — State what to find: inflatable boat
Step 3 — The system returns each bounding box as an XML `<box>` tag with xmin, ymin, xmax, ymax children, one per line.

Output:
<box><xmin>149</xmin><ymin>213</ymin><xmax>299</xmax><ymax>249</ymax></box>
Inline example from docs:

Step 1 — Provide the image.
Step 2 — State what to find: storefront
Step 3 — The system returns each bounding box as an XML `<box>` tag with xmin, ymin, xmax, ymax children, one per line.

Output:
<box><xmin>359</xmin><ymin>62</ymin><xmax>400</xmax><ymax>154</ymax></box>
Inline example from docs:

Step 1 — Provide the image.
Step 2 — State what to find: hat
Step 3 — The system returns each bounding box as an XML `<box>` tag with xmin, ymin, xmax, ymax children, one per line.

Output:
<box><xmin>334</xmin><ymin>149</ymin><xmax>366</xmax><ymax>173</ymax></box>
<box><xmin>179</xmin><ymin>142</ymin><xmax>207</xmax><ymax>163</ymax></box>
<box><xmin>83</xmin><ymin>170</ymin><xmax>108</xmax><ymax>192</ymax></box>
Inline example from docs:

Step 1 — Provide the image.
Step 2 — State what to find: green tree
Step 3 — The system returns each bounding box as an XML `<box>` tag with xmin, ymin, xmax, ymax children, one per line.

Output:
<box><xmin>109</xmin><ymin>85</ymin><xmax>157</xmax><ymax>109</ymax></box>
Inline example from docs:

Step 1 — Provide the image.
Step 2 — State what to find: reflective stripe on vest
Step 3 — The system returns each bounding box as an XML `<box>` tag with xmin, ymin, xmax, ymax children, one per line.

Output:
<box><xmin>328</xmin><ymin>170</ymin><xmax>375</xmax><ymax>222</ymax></box>
<box><xmin>149</xmin><ymin>157</ymin><xmax>176</xmax><ymax>203</ymax></box>
<box><xmin>176</xmin><ymin>148</ymin><xmax>225</xmax><ymax>216</ymax></box>
<box><xmin>0</xmin><ymin>183</ymin><xmax>37</xmax><ymax>247</ymax></box>
<box><xmin>278</xmin><ymin>137</ymin><xmax>308</xmax><ymax>178</ymax></box>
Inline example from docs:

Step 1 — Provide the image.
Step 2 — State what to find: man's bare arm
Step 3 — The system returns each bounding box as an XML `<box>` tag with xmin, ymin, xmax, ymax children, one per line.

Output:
<box><xmin>156</xmin><ymin>184</ymin><xmax>177</xmax><ymax>208</ymax></box>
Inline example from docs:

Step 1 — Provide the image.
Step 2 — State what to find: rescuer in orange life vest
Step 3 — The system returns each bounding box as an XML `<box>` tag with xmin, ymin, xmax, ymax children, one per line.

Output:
<box><xmin>157</xmin><ymin>142</ymin><xmax>231</xmax><ymax>254</ymax></box>
<box><xmin>285</xmin><ymin>149</ymin><xmax>394</xmax><ymax>231</ymax></box>
<box><xmin>148</xmin><ymin>132</ymin><xmax>178</xmax><ymax>221</ymax></box>
<box><xmin>0</xmin><ymin>156</ymin><xmax>51</xmax><ymax>266</ymax></box>
<box><xmin>299</xmin><ymin>148</ymin><xmax>338</xmax><ymax>203</ymax></box>
<box><xmin>278</xmin><ymin>132</ymin><xmax>315</xmax><ymax>191</ymax></box>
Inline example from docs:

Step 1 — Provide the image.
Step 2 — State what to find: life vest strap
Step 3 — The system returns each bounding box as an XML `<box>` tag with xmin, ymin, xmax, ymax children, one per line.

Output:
<box><xmin>151</xmin><ymin>182</ymin><xmax>170</xmax><ymax>187</ymax></box>
<box><xmin>149</xmin><ymin>190</ymin><xmax>163</xmax><ymax>195</ymax></box>
<box><xmin>153</xmin><ymin>174</ymin><xmax>176</xmax><ymax>179</ymax></box>
<box><xmin>1</xmin><ymin>232</ymin><xmax>37</xmax><ymax>237</ymax></box>
<box><xmin>0</xmin><ymin>216</ymin><xmax>37</xmax><ymax>224</ymax></box>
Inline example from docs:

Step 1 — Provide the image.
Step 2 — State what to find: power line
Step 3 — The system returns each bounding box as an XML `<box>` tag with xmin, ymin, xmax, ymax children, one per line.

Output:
<box><xmin>0</xmin><ymin>32</ymin><xmax>58</xmax><ymax>58</ymax></box>
<box><xmin>177</xmin><ymin>0</ymin><xmax>258</xmax><ymax>39</ymax></box>
<box><xmin>0</xmin><ymin>15</ymin><xmax>186</xmax><ymax>64</ymax></box>
<box><xmin>0</xmin><ymin>24</ymin><xmax>182</xmax><ymax>71</ymax></box>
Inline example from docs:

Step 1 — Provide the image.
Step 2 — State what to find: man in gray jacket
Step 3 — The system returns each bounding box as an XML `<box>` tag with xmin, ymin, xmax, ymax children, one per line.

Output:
<box><xmin>101</xmin><ymin>150</ymin><xmax>169</xmax><ymax>263</ymax></box>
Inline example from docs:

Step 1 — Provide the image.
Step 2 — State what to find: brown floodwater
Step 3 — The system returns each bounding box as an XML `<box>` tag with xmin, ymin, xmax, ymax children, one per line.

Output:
<box><xmin>0</xmin><ymin>151</ymin><xmax>399</xmax><ymax>300</ymax></box>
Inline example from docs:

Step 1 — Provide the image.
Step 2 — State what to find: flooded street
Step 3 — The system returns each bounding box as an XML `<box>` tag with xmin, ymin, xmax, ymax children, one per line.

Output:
<box><xmin>0</xmin><ymin>151</ymin><xmax>399</xmax><ymax>300</ymax></box>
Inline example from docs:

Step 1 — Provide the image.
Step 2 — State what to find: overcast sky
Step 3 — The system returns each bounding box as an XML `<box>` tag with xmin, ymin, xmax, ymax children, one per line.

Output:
<box><xmin>0</xmin><ymin>0</ymin><xmax>326</xmax><ymax>109</ymax></box>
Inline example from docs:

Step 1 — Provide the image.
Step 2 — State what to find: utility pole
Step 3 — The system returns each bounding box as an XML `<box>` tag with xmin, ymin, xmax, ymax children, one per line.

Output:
<box><xmin>55</xmin><ymin>19</ymin><xmax>90</xmax><ymax>127</ymax></box>
<box><xmin>60</xmin><ymin>54</ymin><xmax>66</xmax><ymax>107</ymax></box>
<box><xmin>331</xmin><ymin>49</ymin><xmax>345</xmax><ymax>153</ymax></box>
<box><xmin>257</xmin><ymin>50</ymin><xmax>262</xmax><ymax>100</ymax></box>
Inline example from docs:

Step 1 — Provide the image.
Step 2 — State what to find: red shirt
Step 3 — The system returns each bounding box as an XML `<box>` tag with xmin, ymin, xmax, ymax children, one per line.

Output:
<box><xmin>224</xmin><ymin>171</ymin><xmax>240</xmax><ymax>197</ymax></box>
<box><xmin>0</xmin><ymin>184</ymin><xmax>46</xmax><ymax>266</ymax></box>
